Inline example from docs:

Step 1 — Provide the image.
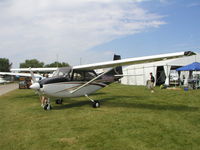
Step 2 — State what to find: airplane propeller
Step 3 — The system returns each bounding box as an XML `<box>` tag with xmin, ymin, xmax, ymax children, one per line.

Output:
<box><xmin>29</xmin><ymin>67</ymin><xmax>42</xmax><ymax>90</ymax></box>
<box><xmin>28</xmin><ymin>68</ymin><xmax>51</xmax><ymax>110</ymax></box>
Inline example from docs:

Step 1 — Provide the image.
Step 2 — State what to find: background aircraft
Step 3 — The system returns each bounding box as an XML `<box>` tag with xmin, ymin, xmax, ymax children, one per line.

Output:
<box><xmin>0</xmin><ymin>76</ymin><xmax>11</xmax><ymax>84</ymax></box>
<box><xmin>0</xmin><ymin>68</ymin><xmax>58</xmax><ymax>82</ymax></box>
<box><xmin>10</xmin><ymin>67</ymin><xmax>57</xmax><ymax>73</ymax></box>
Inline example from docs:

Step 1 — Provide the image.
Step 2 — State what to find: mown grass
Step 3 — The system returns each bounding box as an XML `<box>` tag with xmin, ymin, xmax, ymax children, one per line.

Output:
<box><xmin>0</xmin><ymin>83</ymin><xmax>200</xmax><ymax>150</ymax></box>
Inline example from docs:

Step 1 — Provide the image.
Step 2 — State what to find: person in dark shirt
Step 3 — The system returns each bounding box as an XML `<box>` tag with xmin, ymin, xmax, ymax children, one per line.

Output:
<box><xmin>150</xmin><ymin>72</ymin><xmax>155</xmax><ymax>93</ymax></box>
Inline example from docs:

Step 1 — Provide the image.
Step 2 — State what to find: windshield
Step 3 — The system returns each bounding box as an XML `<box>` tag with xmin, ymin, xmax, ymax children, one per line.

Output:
<box><xmin>52</xmin><ymin>67</ymin><xmax>72</xmax><ymax>77</ymax></box>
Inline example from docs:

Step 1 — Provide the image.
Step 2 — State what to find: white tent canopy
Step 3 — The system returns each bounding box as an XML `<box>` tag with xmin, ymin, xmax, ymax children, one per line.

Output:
<box><xmin>121</xmin><ymin>53</ymin><xmax>200</xmax><ymax>86</ymax></box>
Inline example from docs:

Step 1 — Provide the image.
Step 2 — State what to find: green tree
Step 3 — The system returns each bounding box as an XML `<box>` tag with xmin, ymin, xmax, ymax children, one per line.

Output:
<box><xmin>0</xmin><ymin>58</ymin><xmax>12</xmax><ymax>72</ymax></box>
<box><xmin>20</xmin><ymin>59</ymin><xmax>44</xmax><ymax>68</ymax></box>
<box><xmin>45</xmin><ymin>61</ymin><xmax>69</xmax><ymax>67</ymax></box>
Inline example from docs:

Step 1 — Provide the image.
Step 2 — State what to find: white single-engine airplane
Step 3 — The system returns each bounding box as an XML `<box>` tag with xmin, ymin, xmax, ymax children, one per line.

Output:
<box><xmin>26</xmin><ymin>51</ymin><xmax>195</xmax><ymax>110</ymax></box>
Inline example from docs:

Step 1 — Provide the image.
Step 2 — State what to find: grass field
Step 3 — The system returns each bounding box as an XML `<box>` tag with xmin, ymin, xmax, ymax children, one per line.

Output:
<box><xmin>0</xmin><ymin>83</ymin><xmax>200</xmax><ymax>150</ymax></box>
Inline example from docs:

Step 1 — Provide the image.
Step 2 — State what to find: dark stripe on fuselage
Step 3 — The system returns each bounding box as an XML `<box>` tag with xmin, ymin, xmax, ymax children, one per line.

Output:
<box><xmin>39</xmin><ymin>75</ymin><xmax>117</xmax><ymax>88</ymax></box>
<box><xmin>40</xmin><ymin>77</ymin><xmax>107</xmax><ymax>88</ymax></box>
<box><xmin>48</xmin><ymin>81</ymin><xmax>107</xmax><ymax>88</ymax></box>
<box><xmin>39</xmin><ymin>76</ymin><xmax>69</xmax><ymax>85</ymax></box>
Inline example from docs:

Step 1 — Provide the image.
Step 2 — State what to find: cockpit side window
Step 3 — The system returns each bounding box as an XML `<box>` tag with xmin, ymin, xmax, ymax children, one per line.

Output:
<box><xmin>73</xmin><ymin>72</ymin><xmax>84</xmax><ymax>81</ymax></box>
<box><xmin>71</xmin><ymin>70</ymin><xmax>97</xmax><ymax>81</ymax></box>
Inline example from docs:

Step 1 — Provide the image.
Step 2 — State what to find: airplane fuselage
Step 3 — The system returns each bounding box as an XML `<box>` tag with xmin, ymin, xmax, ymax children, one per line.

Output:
<box><xmin>40</xmin><ymin>81</ymin><xmax>107</xmax><ymax>98</ymax></box>
<box><xmin>33</xmin><ymin>68</ymin><xmax>116</xmax><ymax>98</ymax></box>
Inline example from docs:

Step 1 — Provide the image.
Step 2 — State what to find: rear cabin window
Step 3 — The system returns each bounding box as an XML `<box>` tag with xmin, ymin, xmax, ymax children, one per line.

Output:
<box><xmin>72</xmin><ymin>71</ymin><xmax>96</xmax><ymax>81</ymax></box>
<box><xmin>73</xmin><ymin>72</ymin><xmax>84</xmax><ymax>81</ymax></box>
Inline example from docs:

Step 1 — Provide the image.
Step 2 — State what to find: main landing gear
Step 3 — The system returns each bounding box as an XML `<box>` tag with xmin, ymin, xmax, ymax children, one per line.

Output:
<box><xmin>85</xmin><ymin>94</ymin><xmax>100</xmax><ymax>108</ymax></box>
<box><xmin>56</xmin><ymin>99</ymin><xmax>63</xmax><ymax>104</ymax></box>
<box><xmin>41</xmin><ymin>96</ymin><xmax>100</xmax><ymax>110</ymax></box>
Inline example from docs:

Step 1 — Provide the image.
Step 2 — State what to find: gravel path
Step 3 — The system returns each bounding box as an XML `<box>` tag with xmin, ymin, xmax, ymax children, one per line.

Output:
<box><xmin>0</xmin><ymin>83</ymin><xmax>18</xmax><ymax>96</ymax></box>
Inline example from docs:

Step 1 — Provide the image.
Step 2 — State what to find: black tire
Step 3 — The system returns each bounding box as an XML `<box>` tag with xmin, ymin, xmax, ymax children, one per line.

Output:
<box><xmin>56</xmin><ymin>99</ymin><xmax>63</xmax><ymax>104</ymax></box>
<box><xmin>44</xmin><ymin>104</ymin><xmax>52</xmax><ymax>110</ymax></box>
<box><xmin>56</xmin><ymin>99</ymin><xmax>59</xmax><ymax>104</ymax></box>
<box><xmin>44</xmin><ymin>104</ymin><xmax>48</xmax><ymax>110</ymax></box>
<box><xmin>93</xmin><ymin>100</ymin><xmax>100</xmax><ymax>108</ymax></box>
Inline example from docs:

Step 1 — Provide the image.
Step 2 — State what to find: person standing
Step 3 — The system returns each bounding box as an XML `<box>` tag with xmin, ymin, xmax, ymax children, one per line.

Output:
<box><xmin>150</xmin><ymin>72</ymin><xmax>155</xmax><ymax>93</ymax></box>
<box><xmin>40</xmin><ymin>96</ymin><xmax>48</xmax><ymax>108</ymax></box>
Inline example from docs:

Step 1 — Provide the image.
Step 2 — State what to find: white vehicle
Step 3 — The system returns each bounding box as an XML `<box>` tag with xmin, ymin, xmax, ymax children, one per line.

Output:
<box><xmin>28</xmin><ymin>51</ymin><xmax>195</xmax><ymax>110</ymax></box>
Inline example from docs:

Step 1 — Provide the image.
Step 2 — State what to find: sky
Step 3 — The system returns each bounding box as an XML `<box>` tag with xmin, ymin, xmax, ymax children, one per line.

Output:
<box><xmin>0</xmin><ymin>0</ymin><xmax>200</xmax><ymax>68</ymax></box>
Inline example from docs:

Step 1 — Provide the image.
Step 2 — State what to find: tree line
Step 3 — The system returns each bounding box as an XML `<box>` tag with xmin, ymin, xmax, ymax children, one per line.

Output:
<box><xmin>0</xmin><ymin>58</ymin><xmax>69</xmax><ymax>72</ymax></box>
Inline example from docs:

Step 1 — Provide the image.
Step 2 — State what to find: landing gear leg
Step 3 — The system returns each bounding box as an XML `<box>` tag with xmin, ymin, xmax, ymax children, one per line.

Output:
<box><xmin>85</xmin><ymin>94</ymin><xmax>100</xmax><ymax>108</ymax></box>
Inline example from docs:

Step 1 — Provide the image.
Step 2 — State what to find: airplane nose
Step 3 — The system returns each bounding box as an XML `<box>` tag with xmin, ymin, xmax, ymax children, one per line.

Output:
<box><xmin>30</xmin><ymin>83</ymin><xmax>40</xmax><ymax>90</ymax></box>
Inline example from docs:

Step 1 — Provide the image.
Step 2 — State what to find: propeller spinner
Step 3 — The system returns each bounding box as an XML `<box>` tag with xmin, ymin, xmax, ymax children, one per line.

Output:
<box><xmin>30</xmin><ymin>82</ymin><xmax>40</xmax><ymax>90</ymax></box>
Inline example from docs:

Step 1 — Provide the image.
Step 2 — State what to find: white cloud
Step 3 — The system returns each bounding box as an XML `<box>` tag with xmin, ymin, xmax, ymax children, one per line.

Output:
<box><xmin>188</xmin><ymin>2</ymin><xmax>200</xmax><ymax>7</ymax></box>
<box><xmin>0</xmin><ymin>0</ymin><xmax>165</xmax><ymax>67</ymax></box>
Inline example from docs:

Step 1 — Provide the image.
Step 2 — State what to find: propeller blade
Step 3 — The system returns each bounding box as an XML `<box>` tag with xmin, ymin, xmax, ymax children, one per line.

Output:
<box><xmin>29</xmin><ymin>67</ymin><xmax>37</xmax><ymax>83</ymax></box>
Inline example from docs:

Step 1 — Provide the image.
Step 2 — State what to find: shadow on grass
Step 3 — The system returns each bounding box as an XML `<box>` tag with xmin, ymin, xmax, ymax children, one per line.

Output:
<box><xmin>52</xmin><ymin>95</ymin><xmax>136</xmax><ymax>110</ymax></box>
<box><xmin>104</xmin><ymin>96</ymin><xmax>199</xmax><ymax>112</ymax></box>
<box><xmin>90</xmin><ymin>92</ymin><xmax>107</xmax><ymax>96</ymax></box>
<box><xmin>53</xmin><ymin>101</ymin><xmax>90</xmax><ymax>110</ymax></box>
<box><xmin>109</xmin><ymin>102</ymin><xmax>199</xmax><ymax>112</ymax></box>
<box><xmin>52</xmin><ymin>95</ymin><xmax>117</xmax><ymax>110</ymax></box>
<box><xmin>53</xmin><ymin>95</ymin><xmax>199</xmax><ymax>112</ymax></box>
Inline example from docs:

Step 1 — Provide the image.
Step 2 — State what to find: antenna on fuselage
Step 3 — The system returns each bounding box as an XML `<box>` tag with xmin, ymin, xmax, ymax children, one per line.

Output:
<box><xmin>56</xmin><ymin>54</ymin><xmax>59</xmax><ymax>67</ymax></box>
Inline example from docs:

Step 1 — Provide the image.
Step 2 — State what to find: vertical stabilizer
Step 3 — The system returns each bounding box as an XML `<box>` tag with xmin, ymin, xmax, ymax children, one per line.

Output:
<box><xmin>105</xmin><ymin>54</ymin><xmax>123</xmax><ymax>81</ymax></box>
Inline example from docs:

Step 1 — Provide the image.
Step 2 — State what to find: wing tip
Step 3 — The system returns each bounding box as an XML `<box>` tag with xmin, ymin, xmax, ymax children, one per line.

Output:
<box><xmin>184</xmin><ymin>51</ymin><xmax>196</xmax><ymax>56</ymax></box>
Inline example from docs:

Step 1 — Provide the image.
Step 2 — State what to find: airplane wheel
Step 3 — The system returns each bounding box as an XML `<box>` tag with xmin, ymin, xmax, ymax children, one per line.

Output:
<box><xmin>93</xmin><ymin>100</ymin><xmax>100</xmax><ymax>108</ymax></box>
<box><xmin>44</xmin><ymin>104</ymin><xmax>48</xmax><ymax>110</ymax></box>
<box><xmin>56</xmin><ymin>99</ymin><xmax>63</xmax><ymax>104</ymax></box>
<box><xmin>44</xmin><ymin>104</ymin><xmax>52</xmax><ymax>110</ymax></box>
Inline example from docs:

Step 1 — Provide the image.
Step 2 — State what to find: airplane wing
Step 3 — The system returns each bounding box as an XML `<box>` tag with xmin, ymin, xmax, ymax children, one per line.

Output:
<box><xmin>0</xmin><ymin>72</ymin><xmax>43</xmax><ymax>78</ymax></box>
<box><xmin>69</xmin><ymin>51</ymin><xmax>195</xmax><ymax>94</ymax></box>
<box><xmin>73</xmin><ymin>51</ymin><xmax>195</xmax><ymax>70</ymax></box>
<box><xmin>11</xmin><ymin>67</ymin><xmax>58</xmax><ymax>72</ymax></box>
